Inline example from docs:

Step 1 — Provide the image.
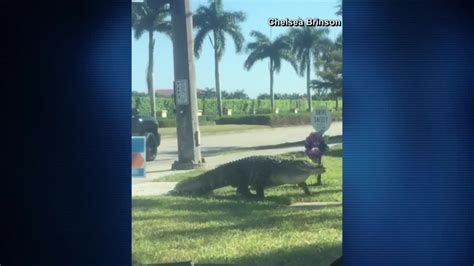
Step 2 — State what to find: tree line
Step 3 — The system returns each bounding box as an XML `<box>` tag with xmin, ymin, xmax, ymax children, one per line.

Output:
<box><xmin>132</xmin><ymin>0</ymin><xmax>342</xmax><ymax>117</ymax></box>
<box><xmin>134</xmin><ymin>89</ymin><xmax>337</xmax><ymax>102</ymax></box>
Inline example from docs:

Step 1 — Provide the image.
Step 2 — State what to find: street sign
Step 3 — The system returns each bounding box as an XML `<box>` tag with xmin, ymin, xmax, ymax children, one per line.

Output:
<box><xmin>132</xmin><ymin>136</ymin><xmax>146</xmax><ymax>178</ymax></box>
<box><xmin>175</xmin><ymin>79</ymin><xmax>189</xmax><ymax>105</ymax></box>
<box><xmin>311</xmin><ymin>107</ymin><xmax>332</xmax><ymax>133</ymax></box>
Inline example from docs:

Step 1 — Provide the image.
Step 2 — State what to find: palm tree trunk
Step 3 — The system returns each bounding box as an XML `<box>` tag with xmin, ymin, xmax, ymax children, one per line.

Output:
<box><xmin>306</xmin><ymin>53</ymin><xmax>312</xmax><ymax>112</ymax></box>
<box><xmin>147</xmin><ymin>30</ymin><xmax>156</xmax><ymax>120</ymax></box>
<box><xmin>213</xmin><ymin>32</ymin><xmax>223</xmax><ymax>117</ymax></box>
<box><xmin>269</xmin><ymin>59</ymin><xmax>275</xmax><ymax>113</ymax></box>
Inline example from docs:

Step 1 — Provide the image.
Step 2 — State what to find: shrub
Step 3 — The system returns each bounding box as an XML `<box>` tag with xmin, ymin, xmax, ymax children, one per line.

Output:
<box><xmin>132</xmin><ymin>95</ymin><xmax>343</xmax><ymax>116</ymax></box>
<box><xmin>215</xmin><ymin>115</ymin><xmax>272</xmax><ymax>126</ymax></box>
<box><xmin>331</xmin><ymin>110</ymin><xmax>342</xmax><ymax>121</ymax></box>
<box><xmin>255</xmin><ymin>108</ymin><xmax>273</xmax><ymax>114</ymax></box>
<box><xmin>198</xmin><ymin>116</ymin><xmax>216</xmax><ymax>126</ymax></box>
<box><xmin>201</xmin><ymin>115</ymin><xmax>219</xmax><ymax>122</ymax></box>
<box><xmin>270</xmin><ymin>113</ymin><xmax>312</xmax><ymax>127</ymax></box>
<box><xmin>158</xmin><ymin>118</ymin><xmax>176</xmax><ymax>128</ymax></box>
<box><xmin>215</xmin><ymin>111</ymin><xmax>342</xmax><ymax>127</ymax></box>
<box><xmin>158</xmin><ymin>117</ymin><xmax>216</xmax><ymax>128</ymax></box>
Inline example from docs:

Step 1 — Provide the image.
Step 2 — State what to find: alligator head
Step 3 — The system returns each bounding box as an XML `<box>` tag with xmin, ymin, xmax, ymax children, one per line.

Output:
<box><xmin>270</xmin><ymin>159</ymin><xmax>325</xmax><ymax>185</ymax></box>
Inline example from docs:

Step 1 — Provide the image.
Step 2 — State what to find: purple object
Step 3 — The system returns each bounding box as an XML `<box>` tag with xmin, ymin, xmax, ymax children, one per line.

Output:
<box><xmin>304</xmin><ymin>132</ymin><xmax>328</xmax><ymax>160</ymax></box>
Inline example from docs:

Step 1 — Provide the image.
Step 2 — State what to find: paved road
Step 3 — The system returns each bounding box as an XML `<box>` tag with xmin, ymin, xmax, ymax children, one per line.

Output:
<box><xmin>132</xmin><ymin>122</ymin><xmax>342</xmax><ymax>196</ymax></box>
<box><xmin>149</xmin><ymin>122</ymin><xmax>341</xmax><ymax>173</ymax></box>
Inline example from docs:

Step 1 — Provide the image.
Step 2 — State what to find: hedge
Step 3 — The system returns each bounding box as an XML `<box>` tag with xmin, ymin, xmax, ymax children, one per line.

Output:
<box><xmin>215</xmin><ymin>111</ymin><xmax>342</xmax><ymax>127</ymax></box>
<box><xmin>215</xmin><ymin>115</ymin><xmax>272</xmax><ymax>126</ymax></box>
<box><xmin>158</xmin><ymin>111</ymin><xmax>342</xmax><ymax>128</ymax></box>
<box><xmin>132</xmin><ymin>96</ymin><xmax>342</xmax><ymax>116</ymax></box>
<box><xmin>158</xmin><ymin>116</ymin><xmax>217</xmax><ymax>128</ymax></box>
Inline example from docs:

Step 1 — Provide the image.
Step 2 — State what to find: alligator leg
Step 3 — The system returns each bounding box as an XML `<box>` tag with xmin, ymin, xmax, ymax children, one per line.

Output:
<box><xmin>253</xmin><ymin>173</ymin><xmax>266</xmax><ymax>199</ymax></box>
<box><xmin>298</xmin><ymin>182</ymin><xmax>311</xmax><ymax>195</ymax></box>
<box><xmin>315</xmin><ymin>157</ymin><xmax>323</xmax><ymax>186</ymax></box>
<box><xmin>236</xmin><ymin>184</ymin><xmax>253</xmax><ymax>197</ymax></box>
<box><xmin>315</xmin><ymin>174</ymin><xmax>322</xmax><ymax>186</ymax></box>
<box><xmin>256</xmin><ymin>185</ymin><xmax>265</xmax><ymax>199</ymax></box>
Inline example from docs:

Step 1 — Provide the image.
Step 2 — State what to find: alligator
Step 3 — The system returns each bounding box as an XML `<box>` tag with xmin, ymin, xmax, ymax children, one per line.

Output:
<box><xmin>170</xmin><ymin>156</ymin><xmax>325</xmax><ymax>198</ymax></box>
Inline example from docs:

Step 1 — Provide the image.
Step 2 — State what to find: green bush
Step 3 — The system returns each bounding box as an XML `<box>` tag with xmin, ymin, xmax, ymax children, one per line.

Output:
<box><xmin>201</xmin><ymin>115</ymin><xmax>219</xmax><ymax>122</ymax></box>
<box><xmin>215</xmin><ymin>114</ymin><xmax>308</xmax><ymax>127</ymax></box>
<box><xmin>270</xmin><ymin>113</ymin><xmax>312</xmax><ymax>127</ymax></box>
<box><xmin>331</xmin><ymin>110</ymin><xmax>342</xmax><ymax>121</ymax></box>
<box><xmin>132</xmin><ymin>95</ymin><xmax>343</xmax><ymax>116</ymax></box>
<box><xmin>215</xmin><ymin>115</ymin><xmax>272</xmax><ymax>126</ymax></box>
<box><xmin>160</xmin><ymin>111</ymin><xmax>340</xmax><ymax>128</ymax></box>
<box><xmin>215</xmin><ymin>111</ymin><xmax>342</xmax><ymax>127</ymax></box>
<box><xmin>157</xmin><ymin>118</ymin><xmax>176</xmax><ymax>128</ymax></box>
<box><xmin>199</xmin><ymin>116</ymin><xmax>216</xmax><ymax>126</ymax></box>
<box><xmin>158</xmin><ymin>117</ymin><xmax>216</xmax><ymax>128</ymax></box>
<box><xmin>255</xmin><ymin>108</ymin><xmax>273</xmax><ymax>114</ymax></box>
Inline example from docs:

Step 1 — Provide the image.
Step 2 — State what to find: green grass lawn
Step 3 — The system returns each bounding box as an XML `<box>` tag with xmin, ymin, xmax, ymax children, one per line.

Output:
<box><xmin>132</xmin><ymin>145</ymin><xmax>342</xmax><ymax>265</ymax></box>
<box><xmin>160</xmin><ymin>124</ymin><xmax>270</xmax><ymax>138</ymax></box>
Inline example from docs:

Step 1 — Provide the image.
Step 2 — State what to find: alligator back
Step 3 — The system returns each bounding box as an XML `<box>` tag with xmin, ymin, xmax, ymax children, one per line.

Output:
<box><xmin>170</xmin><ymin>156</ymin><xmax>324</xmax><ymax>196</ymax></box>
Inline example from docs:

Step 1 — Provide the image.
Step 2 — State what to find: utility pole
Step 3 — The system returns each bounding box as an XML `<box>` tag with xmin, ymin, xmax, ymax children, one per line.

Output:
<box><xmin>146</xmin><ymin>0</ymin><xmax>204</xmax><ymax>170</ymax></box>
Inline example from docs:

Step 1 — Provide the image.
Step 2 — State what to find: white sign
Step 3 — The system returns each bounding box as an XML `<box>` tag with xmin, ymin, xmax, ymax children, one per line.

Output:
<box><xmin>311</xmin><ymin>107</ymin><xmax>332</xmax><ymax>133</ymax></box>
<box><xmin>175</xmin><ymin>79</ymin><xmax>189</xmax><ymax>105</ymax></box>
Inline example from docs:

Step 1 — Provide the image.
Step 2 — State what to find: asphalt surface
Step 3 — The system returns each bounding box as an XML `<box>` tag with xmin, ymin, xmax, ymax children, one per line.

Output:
<box><xmin>150</xmin><ymin>122</ymin><xmax>341</xmax><ymax>173</ymax></box>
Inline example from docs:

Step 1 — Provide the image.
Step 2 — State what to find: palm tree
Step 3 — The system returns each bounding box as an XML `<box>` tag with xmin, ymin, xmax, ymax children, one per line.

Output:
<box><xmin>288</xmin><ymin>27</ymin><xmax>330</xmax><ymax>111</ymax></box>
<box><xmin>244</xmin><ymin>31</ymin><xmax>298</xmax><ymax>112</ymax></box>
<box><xmin>310</xmin><ymin>34</ymin><xmax>342</xmax><ymax>110</ymax></box>
<box><xmin>193</xmin><ymin>0</ymin><xmax>246</xmax><ymax>117</ymax></box>
<box><xmin>335</xmin><ymin>0</ymin><xmax>342</xmax><ymax>16</ymax></box>
<box><xmin>132</xmin><ymin>2</ymin><xmax>171</xmax><ymax>119</ymax></box>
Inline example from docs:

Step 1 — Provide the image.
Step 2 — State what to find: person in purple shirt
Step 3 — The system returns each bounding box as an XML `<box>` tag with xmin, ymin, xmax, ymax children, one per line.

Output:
<box><xmin>304</xmin><ymin>132</ymin><xmax>329</xmax><ymax>185</ymax></box>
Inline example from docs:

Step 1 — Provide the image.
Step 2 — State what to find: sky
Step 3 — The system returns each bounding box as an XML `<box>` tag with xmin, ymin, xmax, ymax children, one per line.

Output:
<box><xmin>132</xmin><ymin>0</ymin><xmax>342</xmax><ymax>99</ymax></box>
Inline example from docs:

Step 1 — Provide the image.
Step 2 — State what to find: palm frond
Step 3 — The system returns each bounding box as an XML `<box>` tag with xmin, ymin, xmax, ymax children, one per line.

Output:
<box><xmin>133</xmin><ymin>25</ymin><xmax>146</xmax><ymax>40</ymax></box>
<box><xmin>273</xmin><ymin>56</ymin><xmax>282</xmax><ymax>73</ymax></box>
<box><xmin>335</xmin><ymin>0</ymin><xmax>342</xmax><ymax>16</ymax></box>
<box><xmin>280</xmin><ymin>51</ymin><xmax>298</xmax><ymax>73</ymax></box>
<box><xmin>132</xmin><ymin>2</ymin><xmax>171</xmax><ymax>40</ymax></box>
<box><xmin>216</xmin><ymin>29</ymin><xmax>226</xmax><ymax>60</ymax></box>
<box><xmin>225</xmin><ymin>25</ymin><xmax>245</xmax><ymax>53</ymax></box>
<box><xmin>225</xmin><ymin>10</ymin><xmax>246</xmax><ymax>23</ymax></box>
<box><xmin>193</xmin><ymin>7</ymin><xmax>211</xmax><ymax>28</ymax></box>
<box><xmin>194</xmin><ymin>25</ymin><xmax>212</xmax><ymax>58</ymax></box>
<box><xmin>244</xmin><ymin>50</ymin><xmax>266</xmax><ymax>70</ymax></box>
<box><xmin>297</xmin><ymin>53</ymin><xmax>308</xmax><ymax>76</ymax></box>
<box><xmin>249</xmin><ymin>31</ymin><xmax>270</xmax><ymax>43</ymax></box>
<box><xmin>156</xmin><ymin>20</ymin><xmax>172</xmax><ymax>40</ymax></box>
<box><xmin>209</xmin><ymin>0</ymin><xmax>223</xmax><ymax>13</ymax></box>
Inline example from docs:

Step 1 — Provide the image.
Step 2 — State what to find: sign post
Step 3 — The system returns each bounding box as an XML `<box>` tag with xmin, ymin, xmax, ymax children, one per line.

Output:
<box><xmin>132</xmin><ymin>136</ymin><xmax>146</xmax><ymax>178</ymax></box>
<box><xmin>310</xmin><ymin>106</ymin><xmax>332</xmax><ymax>186</ymax></box>
<box><xmin>170</xmin><ymin>0</ymin><xmax>204</xmax><ymax>170</ymax></box>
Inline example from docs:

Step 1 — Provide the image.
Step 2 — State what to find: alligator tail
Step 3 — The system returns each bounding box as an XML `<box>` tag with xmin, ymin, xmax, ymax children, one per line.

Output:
<box><xmin>170</xmin><ymin>170</ymin><xmax>226</xmax><ymax>195</ymax></box>
<box><xmin>170</xmin><ymin>176</ymin><xmax>209</xmax><ymax>195</ymax></box>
